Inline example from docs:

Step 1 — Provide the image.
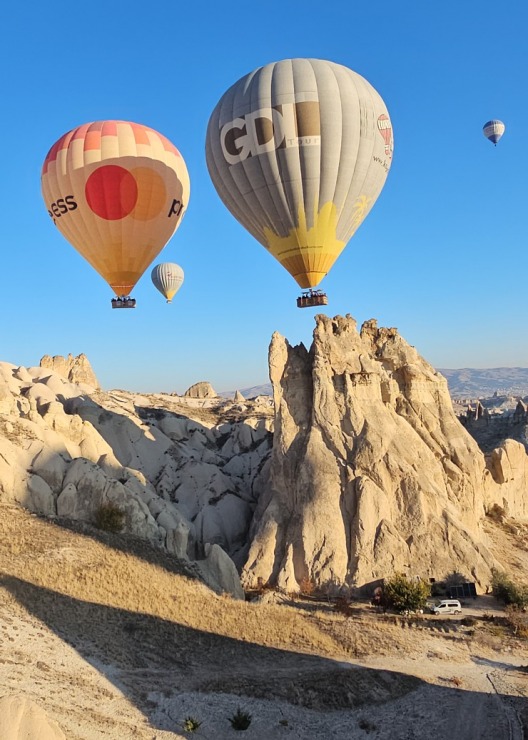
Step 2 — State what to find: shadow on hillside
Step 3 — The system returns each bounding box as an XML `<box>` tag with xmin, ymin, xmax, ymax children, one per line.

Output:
<box><xmin>0</xmin><ymin>575</ymin><xmax>419</xmax><ymax>716</ymax></box>
<box><xmin>54</xmin><ymin>515</ymin><xmax>206</xmax><ymax>581</ymax></box>
<box><xmin>3</xmin><ymin>574</ymin><xmax>527</xmax><ymax>738</ymax></box>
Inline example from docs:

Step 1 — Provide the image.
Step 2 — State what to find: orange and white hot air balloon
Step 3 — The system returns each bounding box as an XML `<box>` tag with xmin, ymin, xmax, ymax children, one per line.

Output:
<box><xmin>41</xmin><ymin>120</ymin><xmax>190</xmax><ymax>307</ymax></box>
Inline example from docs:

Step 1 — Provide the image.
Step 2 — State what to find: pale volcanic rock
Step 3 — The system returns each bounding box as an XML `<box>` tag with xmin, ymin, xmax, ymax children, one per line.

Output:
<box><xmin>487</xmin><ymin>439</ymin><xmax>528</xmax><ymax>518</ymax></box>
<box><xmin>4</xmin><ymin>333</ymin><xmax>527</xmax><ymax>600</ymax></box>
<box><xmin>184</xmin><ymin>381</ymin><xmax>218</xmax><ymax>398</ymax></box>
<box><xmin>39</xmin><ymin>352</ymin><xmax>100</xmax><ymax>389</ymax></box>
<box><xmin>0</xmin><ymin>359</ymin><xmax>273</xmax><ymax>598</ymax></box>
<box><xmin>0</xmin><ymin>695</ymin><xmax>66</xmax><ymax>740</ymax></box>
<box><xmin>242</xmin><ymin>315</ymin><xmax>528</xmax><ymax>592</ymax></box>
<box><xmin>197</xmin><ymin>542</ymin><xmax>245</xmax><ymax>599</ymax></box>
<box><xmin>58</xmin><ymin>458</ymin><xmax>162</xmax><ymax>544</ymax></box>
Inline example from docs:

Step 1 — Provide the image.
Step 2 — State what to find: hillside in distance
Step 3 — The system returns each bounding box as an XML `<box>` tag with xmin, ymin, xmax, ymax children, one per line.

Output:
<box><xmin>221</xmin><ymin>368</ymin><xmax>528</xmax><ymax>402</ymax></box>
<box><xmin>439</xmin><ymin>367</ymin><xmax>528</xmax><ymax>399</ymax></box>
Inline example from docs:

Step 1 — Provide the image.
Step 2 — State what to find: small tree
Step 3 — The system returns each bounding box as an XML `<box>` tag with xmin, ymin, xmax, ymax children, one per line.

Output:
<box><xmin>383</xmin><ymin>573</ymin><xmax>431</xmax><ymax>613</ymax></box>
<box><xmin>491</xmin><ymin>569</ymin><xmax>528</xmax><ymax>608</ymax></box>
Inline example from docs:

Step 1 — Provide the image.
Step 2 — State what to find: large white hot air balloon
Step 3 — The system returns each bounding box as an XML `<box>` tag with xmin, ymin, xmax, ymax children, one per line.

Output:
<box><xmin>151</xmin><ymin>262</ymin><xmax>184</xmax><ymax>303</ymax></box>
<box><xmin>206</xmin><ymin>58</ymin><xmax>394</xmax><ymax>307</ymax></box>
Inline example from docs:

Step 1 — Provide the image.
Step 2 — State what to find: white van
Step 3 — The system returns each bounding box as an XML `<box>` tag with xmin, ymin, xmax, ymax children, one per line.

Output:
<box><xmin>432</xmin><ymin>599</ymin><xmax>462</xmax><ymax>615</ymax></box>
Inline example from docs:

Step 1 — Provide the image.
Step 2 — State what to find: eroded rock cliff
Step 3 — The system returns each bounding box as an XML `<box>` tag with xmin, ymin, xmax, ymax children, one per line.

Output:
<box><xmin>242</xmin><ymin>315</ymin><xmax>528</xmax><ymax>592</ymax></box>
<box><xmin>2</xmin><ymin>318</ymin><xmax>527</xmax><ymax>598</ymax></box>
<box><xmin>0</xmin><ymin>363</ymin><xmax>273</xmax><ymax>598</ymax></box>
<box><xmin>40</xmin><ymin>353</ymin><xmax>99</xmax><ymax>389</ymax></box>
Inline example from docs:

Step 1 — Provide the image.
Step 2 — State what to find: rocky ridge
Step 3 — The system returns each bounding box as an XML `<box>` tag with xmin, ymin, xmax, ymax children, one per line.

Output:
<box><xmin>0</xmin><ymin>315</ymin><xmax>527</xmax><ymax>598</ymax></box>
<box><xmin>39</xmin><ymin>353</ymin><xmax>100</xmax><ymax>390</ymax></box>
<box><xmin>242</xmin><ymin>315</ymin><xmax>528</xmax><ymax>592</ymax></box>
<box><xmin>0</xmin><ymin>362</ymin><xmax>273</xmax><ymax>597</ymax></box>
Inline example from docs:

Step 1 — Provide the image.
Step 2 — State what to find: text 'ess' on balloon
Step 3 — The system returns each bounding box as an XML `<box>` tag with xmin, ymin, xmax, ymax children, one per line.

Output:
<box><xmin>205</xmin><ymin>58</ymin><xmax>394</xmax><ymax>308</ymax></box>
<box><xmin>41</xmin><ymin>120</ymin><xmax>190</xmax><ymax>308</ymax></box>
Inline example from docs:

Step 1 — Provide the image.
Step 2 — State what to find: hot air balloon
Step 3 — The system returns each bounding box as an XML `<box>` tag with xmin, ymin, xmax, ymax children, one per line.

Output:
<box><xmin>483</xmin><ymin>119</ymin><xmax>505</xmax><ymax>146</ymax></box>
<box><xmin>151</xmin><ymin>262</ymin><xmax>184</xmax><ymax>303</ymax></box>
<box><xmin>41</xmin><ymin>120</ymin><xmax>190</xmax><ymax>308</ymax></box>
<box><xmin>206</xmin><ymin>58</ymin><xmax>394</xmax><ymax>308</ymax></box>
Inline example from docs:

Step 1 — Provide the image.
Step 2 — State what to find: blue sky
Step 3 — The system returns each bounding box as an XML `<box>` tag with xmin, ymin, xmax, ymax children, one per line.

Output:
<box><xmin>0</xmin><ymin>1</ymin><xmax>526</xmax><ymax>393</ymax></box>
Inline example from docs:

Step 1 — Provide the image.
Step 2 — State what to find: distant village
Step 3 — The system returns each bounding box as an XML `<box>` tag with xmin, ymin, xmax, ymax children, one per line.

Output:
<box><xmin>454</xmin><ymin>393</ymin><xmax>528</xmax><ymax>454</ymax></box>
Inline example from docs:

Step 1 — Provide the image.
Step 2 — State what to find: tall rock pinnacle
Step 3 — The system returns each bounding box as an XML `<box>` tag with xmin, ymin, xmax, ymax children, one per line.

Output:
<box><xmin>242</xmin><ymin>315</ymin><xmax>507</xmax><ymax>592</ymax></box>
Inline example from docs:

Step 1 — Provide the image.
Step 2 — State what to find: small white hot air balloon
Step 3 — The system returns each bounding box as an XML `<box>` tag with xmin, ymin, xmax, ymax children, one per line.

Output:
<box><xmin>483</xmin><ymin>119</ymin><xmax>505</xmax><ymax>146</ymax></box>
<box><xmin>151</xmin><ymin>262</ymin><xmax>184</xmax><ymax>303</ymax></box>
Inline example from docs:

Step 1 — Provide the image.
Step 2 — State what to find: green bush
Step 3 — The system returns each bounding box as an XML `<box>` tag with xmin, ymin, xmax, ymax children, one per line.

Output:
<box><xmin>383</xmin><ymin>573</ymin><xmax>431</xmax><ymax>613</ymax></box>
<box><xmin>94</xmin><ymin>502</ymin><xmax>125</xmax><ymax>533</ymax></box>
<box><xmin>491</xmin><ymin>570</ymin><xmax>528</xmax><ymax>608</ymax></box>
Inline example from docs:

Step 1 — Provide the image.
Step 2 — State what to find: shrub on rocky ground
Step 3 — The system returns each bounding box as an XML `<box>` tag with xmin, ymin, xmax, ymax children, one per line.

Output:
<box><xmin>505</xmin><ymin>606</ymin><xmax>528</xmax><ymax>637</ymax></box>
<box><xmin>382</xmin><ymin>573</ymin><xmax>431</xmax><ymax>614</ymax></box>
<box><xmin>94</xmin><ymin>502</ymin><xmax>125</xmax><ymax>533</ymax></box>
<box><xmin>491</xmin><ymin>569</ymin><xmax>528</xmax><ymax>608</ymax></box>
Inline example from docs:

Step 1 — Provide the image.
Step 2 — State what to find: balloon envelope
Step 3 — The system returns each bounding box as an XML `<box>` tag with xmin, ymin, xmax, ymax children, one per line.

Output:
<box><xmin>151</xmin><ymin>262</ymin><xmax>184</xmax><ymax>302</ymax></box>
<box><xmin>483</xmin><ymin>119</ymin><xmax>505</xmax><ymax>145</ymax></box>
<box><xmin>42</xmin><ymin>120</ymin><xmax>190</xmax><ymax>296</ymax></box>
<box><xmin>206</xmin><ymin>58</ymin><xmax>394</xmax><ymax>289</ymax></box>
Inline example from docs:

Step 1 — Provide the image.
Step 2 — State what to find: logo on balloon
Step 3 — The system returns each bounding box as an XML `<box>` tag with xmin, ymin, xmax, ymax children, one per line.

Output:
<box><xmin>377</xmin><ymin>115</ymin><xmax>393</xmax><ymax>158</ymax></box>
<box><xmin>85</xmin><ymin>165</ymin><xmax>170</xmax><ymax>221</ymax></box>
<box><xmin>220</xmin><ymin>102</ymin><xmax>321</xmax><ymax>166</ymax></box>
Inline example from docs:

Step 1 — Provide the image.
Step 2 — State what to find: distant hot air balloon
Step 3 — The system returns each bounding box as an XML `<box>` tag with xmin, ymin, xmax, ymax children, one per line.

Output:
<box><xmin>205</xmin><ymin>58</ymin><xmax>394</xmax><ymax>307</ymax></box>
<box><xmin>151</xmin><ymin>262</ymin><xmax>184</xmax><ymax>303</ymax></box>
<box><xmin>41</xmin><ymin>120</ymin><xmax>190</xmax><ymax>308</ymax></box>
<box><xmin>483</xmin><ymin>119</ymin><xmax>505</xmax><ymax>146</ymax></box>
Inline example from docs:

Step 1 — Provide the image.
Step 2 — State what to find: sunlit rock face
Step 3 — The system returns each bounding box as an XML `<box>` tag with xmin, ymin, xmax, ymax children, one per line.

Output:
<box><xmin>0</xmin><ymin>360</ymin><xmax>273</xmax><ymax>598</ymax></box>
<box><xmin>242</xmin><ymin>315</ymin><xmax>528</xmax><ymax>592</ymax></box>
<box><xmin>183</xmin><ymin>381</ymin><xmax>218</xmax><ymax>398</ymax></box>
<box><xmin>39</xmin><ymin>353</ymin><xmax>100</xmax><ymax>390</ymax></box>
<box><xmin>1</xmin><ymin>321</ymin><xmax>527</xmax><ymax>598</ymax></box>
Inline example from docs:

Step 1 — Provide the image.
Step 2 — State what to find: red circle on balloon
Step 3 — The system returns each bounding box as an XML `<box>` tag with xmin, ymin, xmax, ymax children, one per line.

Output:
<box><xmin>85</xmin><ymin>165</ymin><xmax>138</xmax><ymax>220</ymax></box>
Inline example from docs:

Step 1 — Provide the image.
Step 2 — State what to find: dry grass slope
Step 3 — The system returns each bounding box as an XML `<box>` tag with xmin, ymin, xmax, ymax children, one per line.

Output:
<box><xmin>1</xmin><ymin>503</ymin><xmax>527</xmax><ymax>739</ymax></box>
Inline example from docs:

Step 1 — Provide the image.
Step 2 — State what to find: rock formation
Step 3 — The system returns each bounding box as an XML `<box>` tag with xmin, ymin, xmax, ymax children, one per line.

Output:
<box><xmin>460</xmin><ymin>398</ymin><xmax>528</xmax><ymax>453</ymax></box>
<box><xmin>0</xmin><ymin>361</ymin><xmax>272</xmax><ymax>598</ymax></box>
<box><xmin>184</xmin><ymin>381</ymin><xmax>218</xmax><ymax>398</ymax></box>
<box><xmin>2</xmin><ymin>318</ymin><xmax>528</xmax><ymax>599</ymax></box>
<box><xmin>242</xmin><ymin>315</ymin><xmax>528</xmax><ymax>592</ymax></box>
<box><xmin>39</xmin><ymin>353</ymin><xmax>99</xmax><ymax>389</ymax></box>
